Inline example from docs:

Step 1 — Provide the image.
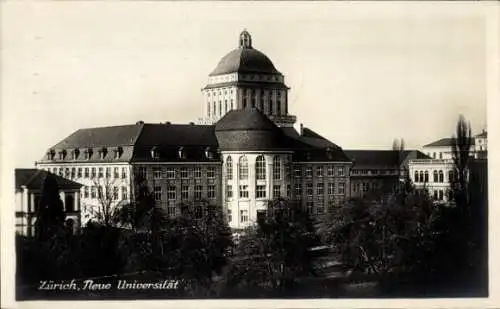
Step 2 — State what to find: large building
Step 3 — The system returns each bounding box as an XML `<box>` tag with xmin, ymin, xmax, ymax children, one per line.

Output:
<box><xmin>36</xmin><ymin>30</ymin><xmax>352</xmax><ymax>230</ymax></box>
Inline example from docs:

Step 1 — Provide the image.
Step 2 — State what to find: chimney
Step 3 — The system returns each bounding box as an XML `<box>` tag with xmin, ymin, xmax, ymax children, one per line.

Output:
<box><xmin>165</xmin><ymin>121</ymin><xmax>171</xmax><ymax>126</ymax></box>
<box><xmin>189</xmin><ymin>122</ymin><xmax>195</xmax><ymax>125</ymax></box>
<box><xmin>136</xmin><ymin>120</ymin><xmax>144</xmax><ymax>125</ymax></box>
<box><xmin>300</xmin><ymin>123</ymin><xmax>304</xmax><ymax>135</ymax></box>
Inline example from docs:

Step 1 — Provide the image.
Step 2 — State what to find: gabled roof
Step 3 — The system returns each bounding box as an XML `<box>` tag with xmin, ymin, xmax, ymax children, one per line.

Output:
<box><xmin>15</xmin><ymin>169</ymin><xmax>83</xmax><ymax>190</ymax></box>
<box><xmin>424</xmin><ymin>137</ymin><xmax>475</xmax><ymax>147</ymax></box>
<box><xmin>52</xmin><ymin>124</ymin><xmax>144</xmax><ymax>149</ymax></box>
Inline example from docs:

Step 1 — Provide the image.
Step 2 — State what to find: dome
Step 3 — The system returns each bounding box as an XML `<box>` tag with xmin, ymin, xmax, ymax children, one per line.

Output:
<box><xmin>209</xmin><ymin>30</ymin><xmax>281</xmax><ymax>76</ymax></box>
<box><xmin>215</xmin><ymin>109</ymin><xmax>292</xmax><ymax>151</ymax></box>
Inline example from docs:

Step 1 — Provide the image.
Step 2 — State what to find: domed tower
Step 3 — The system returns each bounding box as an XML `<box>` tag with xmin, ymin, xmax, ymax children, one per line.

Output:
<box><xmin>199</xmin><ymin>30</ymin><xmax>297</xmax><ymax>127</ymax></box>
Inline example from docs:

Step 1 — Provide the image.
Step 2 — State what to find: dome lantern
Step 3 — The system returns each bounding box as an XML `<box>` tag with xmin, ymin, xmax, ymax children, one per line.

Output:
<box><xmin>239</xmin><ymin>30</ymin><xmax>252</xmax><ymax>49</ymax></box>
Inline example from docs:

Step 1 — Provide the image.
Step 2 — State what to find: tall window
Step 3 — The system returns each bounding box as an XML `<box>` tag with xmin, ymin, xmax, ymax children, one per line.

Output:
<box><xmin>269</xmin><ymin>99</ymin><xmax>274</xmax><ymax>115</ymax></box>
<box><xmin>105</xmin><ymin>167</ymin><xmax>111</xmax><ymax>178</ymax></box>
<box><xmin>121</xmin><ymin>167</ymin><xmax>127</xmax><ymax>179</ymax></box>
<box><xmin>306</xmin><ymin>183</ymin><xmax>313</xmax><ymax>196</ymax></box>
<box><xmin>181</xmin><ymin>185</ymin><xmax>189</xmax><ymax>200</ymax></box>
<box><xmin>226</xmin><ymin>156</ymin><xmax>233</xmax><ymax>180</ymax></box>
<box><xmin>273</xmin><ymin>185</ymin><xmax>281</xmax><ymax>198</ymax></box>
<box><xmin>256</xmin><ymin>185</ymin><xmax>266</xmax><ymax>198</ymax></box>
<box><xmin>113</xmin><ymin>186</ymin><xmax>119</xmax><ymax>200</ymax></box>
<box><xmin>114</xmin><ymin>167</ymin><xmax>119</xmax><ymax>178</ymax></box>
<box><xmin>166</xmin><ymin>168</ymin><xmax>175</xmax><ymax>179</ymax></box>
<box><xmin>338</xmin><ymin>182</ymin><xmax>345</xmax><ymax>195</ymax></box>
<box><xmin>84</xmin><ymin>168</ymin><xmax>89</xmax><ymax>178</ymax></box>
<box><xmin>305</xmin><ymin>167</ymin><xmax>312</xmax><ymax>177</ymax></box>
<box><xmin>167</xmin><ymin>186</ymin><xmax>176</xmax><ymax>200</ymax></box>
<box><xmin>226</xmin><ymin>185</ymin><xmax>233</xmax><ymax>198</ymax></box>
<box><xmin>328</xmin><ymin>183</ymin><xmax>335</xmax><ymax>195</ymax></box>
<box><xmin>414</xmin><ymin>171</ymin><xmax>419</xmax><ymax>182</ymax></box>
<box><xmin>337</xmin><ymin>167</ymin><xmax>345</xmax><ymax>177</ymax></box>
<box><xmin>71</xmin><ymin>168</ymin><xmax>76</xmax><ymax>179</ymax></box>
<box><xmin>239</xmin><ymin>156</ymin><xmax>248</xmax><ymax>180</ymax></box>
<box><xmin>194</xmin><ymin>185</ymin><xmax>202</xmax><ymax>200</ymax></box>
<box><xmin>77</xmin><ymin>168</ymin><xmax>82</xmax><ymax>178</ymax></box>
<box><xmin>327</xmin><ymin>166</ymin><xmax>334</xmax><ymax>177</ymax></box>
<box><xmin>317</xmin><ymin>183</ymin><xmax>324</xmax><ymax>196</ymax></box>
<box><xmin>122</xmin><ymin>186</ymin><xmax>128</xmax><ymax>200</ymax></box>
<box><xmin>240</xmin><ymin>210</ymin><xmax>248</xmax><ymax>223</ymax></box>
<box><xmin>255</xmin><ymin>156</ymin><xmax>266</xmax><ymax>180</ymax></box>
<box><xmin>295</xmin><ymin>183</ymin><xmax>302</xmax><ymax>197</ymax></box>
<box><xmin>439</xmin><ymin>170</ymin><xmax>444</xmax><ymax>183</ymax></box>
<box><xmin>98</xmin><ymin>167</ymin><xmax>103</xmax><ymax>178</ymax></box>
<box><xmin>153</xmin><ymin>167</ymin><xmax>162</xmax><ymax>179</ymax></box>
<box><xmin>419</xmin><ymin>171</ymin><xmax>424</xmax><ymax>183</ymax></box>
<box><xmin>208</xmin><ymin>185</ymin><xmax>216</xmax><ymax>199</ymax></box>
<box><xmin>316</xmin><ymin>166</ymin><xmax>323</xmax><ymax>177</ymax></box>
<box><xmin>180</xmin><ymin>168</ymin><xmax>188</xmax><ymax>179</ymax></box>
<box><xmin>194</xmin><ymin>167</ymin><xmax>202</xmax><ymax>179</ymax></box>
<box><xmin>83</xmin><ymin>186</ymin><xmax>89</xmax><ymax>198</ymax></box>
<box><xmin>294</xmin><ymin>168</ymin><xmax>301</xmax><ymax>178</ymax></box>
<box><xmin>433</xmin><ymin>170</ymin><xmax>438</xmax><ymax>182</ymax></box>
<box><xmin>448</xmin><ymin>170</ymin><xmax>455</xmax><ymax>183</ymax></box>
<box><xmin>227</xmin><ymin>208</ymin><xmax>232</xmax><ymax>222</ymax></box>
<box><xmin>91</xmin><ymin>167</ymin><xmax>96</xmax><ymax>178</ymax></box>
<box><xmin>239</xmin><ymin>185</ymin><xmax>249</xmax><ymax>198</ymax></box>
<box><xmin>424</xmin><ymin>171</ymin><xmax>429</xmax><ymax>182</ymax></box>
<box><xmin>273</xmin><ymin>156</ymin><xmax>281</xmax><ymax>180</ymax></box>
<box><xmin>153</xmin><ymin>186</ymin><xmax>162</xmax><ymax>201</ymax></box>
<box><xmin>307</xmin><ymin>201</ymin><xmax>314</xmax><ymax>216</ymax></box>
<box><xmin>207</xmin><ymin>167</ymin><xmax>216</xmax><ymax>179</ymax></box>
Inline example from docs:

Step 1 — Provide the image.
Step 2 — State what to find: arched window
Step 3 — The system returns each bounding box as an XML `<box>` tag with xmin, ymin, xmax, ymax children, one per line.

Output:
<box><xmin>414</xmin><ymin>171</ymin><xmax>419</xmax><ymax>182</ymax></box>
<box><xmin>448</xmin><ymin>170</ymin><xmax>455</xmax><ymax>183</ymax></box>
<box><xmin>439</xmin><ymin>170</ymin><xmax>444</xmax><ymax>183</ymax></box>
<box><xmin>226</xmin><ymin>156</ymin><xmax>233</xmax><ymax>180</ymax></box>
<box><xmin>255</xmin><ymin>155</ymin><xmax>266</xmax><ymax>180</ymax></box>
<box><xmin>219</xmin><ymin>101</ymin><xmax>222</xmax><ymax>116</ymax></box>
<box><xmin>239</xmin><ymin>156</ymin><xmax>248</xmax><ymax>180</ymax></box>
<box><xmin>273</xmin><ymin>156</ymin><xmax>281</xmax><ymax>180</ymax></box>
<box><xmin>269</xmin><ymin>99</ymin><xmax>274</xmax><ymax>115</ymax></box>
<box><xmin>419</xmin><ymin>171</ymin><xmax>424</xmax><ymax>183</ymax></box>
<box><xmin>433</xmin><ymin>170</ymin><xmax>438</xmax><ymax>182</ymax></box>
<box><xmin>424</xmin><ymin>171</ymin><xmax>429</xmax><ymax>183</ymax></box>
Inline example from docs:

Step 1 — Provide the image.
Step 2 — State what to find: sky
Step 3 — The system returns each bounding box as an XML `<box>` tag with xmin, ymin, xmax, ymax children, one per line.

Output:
<box><xmin>1</xmin><ymin>1</ymin><xmax>492</xmax><ymax>169</ymax></box>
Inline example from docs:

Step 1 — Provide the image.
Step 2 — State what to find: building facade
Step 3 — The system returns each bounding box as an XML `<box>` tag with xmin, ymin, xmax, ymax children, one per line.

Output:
<box><xmin>15</xmin><ymin>169</ymin><xmax>83</xmax><ymax>236</ymax></box>
<box><xmin>36</xmin><ymin>30</ymin><xmax>352</xmax><ymax>230</ymax></box>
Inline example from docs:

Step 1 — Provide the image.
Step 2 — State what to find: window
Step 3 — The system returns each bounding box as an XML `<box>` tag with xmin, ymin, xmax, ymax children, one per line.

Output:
<box><xmin>337</xmin><ymin>167</ymin><xmax>345</xmax><ymax>177</ymax></box>
<box><xmin>181</xmin><ymin>185</ymin><xmax>189</xmax><ymax>200</ymax></box>
<box><xmin>305</xmin><ymin>167</ymin><xmax>312</xmax><ymax>177</ymax></box>
<box><xmin>194</xmin><ymin>167</ymin><xmax>202</xmax><ymax>179</ymax></box>
<box><xmin>272</xmin><ymin>156</ymin><xmax>281</xmax><ymax>180</ymax></box>
<box><xmin>306</xmin><ymin>183</ymin><xmax>313</xmax><ymax>196</ymax></box>
<box><xmin>433</xmin><ymin>170</ymin><xmax>438</xmax><ymax>182</ymax></box>
<box><xmin>270</xmin><ymin>185</ymin><xmax>279</xmax><ymax>197</ymax></box>
<box><xmin>363</xmin><ymin>182</ymin><xmax>369</xmax><ymax>192</ymax></box>
<box><xmin>439</xmin><ymin>170</ymin><xmax>444</xmax><ymax>183</ymax></box>
<box><xmin>113</xmin><ymin>167</ymin><xmax>119</xmax><ymax>178</ymax></box>
<box><xmin>226</xmin><ymin>156</ymin><xmax>233</xmax><ymax>180</ymax></box>
<box><xmin>424</xmin><ymin>171</ymin><xmax>429</xmax><ymax>182</ymax></box>
<box><xmin>208</xmin><ymin>185</ymin><xmax>216</xmax><ymax>199</ymax></box>
<box><xmin>71</xmin><ymin>168</ymin><xmax>76</xmax><ymax>179</ymax></box>
<box><xmin>77</xmin><ymin>168</ymin><xmax>82</xmax><ymax>178</ymax></box>
<box><xmin>256</xmin><ymin>156</ymin><xmax>266</xmax><ymax>180</ymax></box>
<box><xmin>316</xmin><ymin>167</ymin><xmax>323</xmax><ymax>177</ymax></box>
<box><xmin>294</xmin><ymin>168</ymin><xmax>301</xmax><ymax>178</ymax></box>
<box><xmin>227</xmin><ymin>208</ymin><xmax>232</xmax><ymax>223</ymax></box>
<box><xmin>98</xmin><ymin>167</ymin><xmax>103</xmax><ymax>178</ymax></box>
<box><xmin>438</xmin><ymin>190</ymin><xmax>444</xmax><ymax>201</ymax></box>
<box><xmin>317</xmin><ymin>202</ymin><xmax>325</xmax><ymax>215</ymax></box>
<box><xmin>433</xmin><ymin>190</ymin><xmax>438</xmax><ymax>200</ymax></box>
<box><xmin>439</xmin><ymin>152</ymin><xmax>443</xmax><ymax>159</ymax></box>
<box><xmin>269</xmin><ymin>99</ymin><xmax>273</xmax><ymax>115</ymax></box>
<box><xmin>432</xmin><ymin>152</ymin><xmax>436</xmax><ymax>159</ymax></box>
<box><xmin>239</xmin><ymin>185</ymin><xmax>249</xmax><ymax>198</ymax></box>
<box><xmin>307</xmin><ymin>201</ymin><xmax>314</xmax><ymax>216</ymax></box>
<box><xmin>287</xmin><ymin>185</ymin><xmax>291</xmax><ymax>197</ymax></box>
<box><xmin>91</xmin><ymin>167</ymin><xmax>96</xmax><ymax>178</ymax></box>
<box><xmin>414</xmin><ymin>171</ymin><xmax>419</xmax><ymax>182</ymax></box>
<box><xmin>180</xmin><ymin>168</ymin><xmax>188</xmax><ymax>179</ymax></box>
<box><xmin>122</xmin><ymin>167</ymin><xmax>127</xmax><ymax>179</ymax></box>
<box><xmin>91</xmin><ymin>186</ymin><xmax>97</xmax><ymax>199</ymax></box>
<box><xmin>153</xmin><ymin>167</ymin><xmax>162</xmax><ymax>179</ymax></box>
<box><xmin>113</xmin><ymin>186</ymin><xmax>119</xmax><ymax>200</ymax></box>
<box><xmin>166</xmin><ymin>168</ymin><xmax>175</xmax><ymax>179</ymax></box>
<box><xmin>448</xmin><ymin>170</ymin><xmax>455</xmax><ymax>182</ymax></box>
<box><xmin>295</xmin><ymin>183</ymin><xmax>302</xmax><ymax>197</ymax></box>
<box><xmin>317</xmin><ymin>182</ymin><xmax>324</xmax><ymax>196</ymax></box>
<box><xmin>65</xmin><ymin>168</ymin><xmax>70</xmax><ymax>178</ymax></box>
<box><xmin>83</xmin><ymin>186</ymin><xmax>89</xmax><ymax>198</ymax></box>
<box><xmin>84</xmin><ymin>168</ymin><xmax>89</xmax><ymax>178</ymax></box>
<box><xmin>327</xmin><ymin>166</ymin><xmax>334</xmax><ymax>177</ymax></box>
<box><xmin>239</xmin><ymin>156</ymin><xmax>248</xmax><ymax>180</ymax></box>
<box><xmin>194</xmin><ymin>185</ymin><xmax>202</xmax><ymax>200</ymax></box>
<box><xmin>256</xmin><ymin>185</ymin><xmax>266</xmax><ymax>198</ymax></box>
<box><xmin>167</xmin><ymin>186</ymin><xmax>176</xmax><ymax>200</ymax></box>
<box><xmin>207</xmin><ymin>167</ymin><xmax>216</xmax><ymax>179</ymax></box>
<box><xmin>122</xmin><ymin>186</ymin><xmax>128</xmax><ymax>200</ymax></box>
<box><xmin>226</xmin><ymin>185</ymin><xmax>233</xmax><ymax>198</ymax></box>
<box><xmin>104</xmin><ymin>167</ymin><xmax>110</xmax><ymax>178</ymax></box>
<box><xmin>338</xmin><ymin>182</ymin><xmax>345</xmax><ymax>195</ymax></box>
<box><xmin>240</xmin><ymin>210</ymin><xmax>248</xmax><ymax>223</ymax></box>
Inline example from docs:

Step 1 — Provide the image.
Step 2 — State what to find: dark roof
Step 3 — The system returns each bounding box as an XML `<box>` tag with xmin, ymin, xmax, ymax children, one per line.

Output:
<box><xmin>344</xmin><ymin>150</ymin><xmax>431</xmax><ymax>168</ymax></box>
<box><xmin>15</xmin><ymin>169</ymin><xmax>83</xmax><ymax>190</ymax></box>
<box><xmin>203</xmin><ymin>81</ymin><xmax>289</xmax><ymax>90</ymax></box>
<box><xmin>424</xmin><ymin>137</ymin><xmax>475</xmax><ymax>147</ymax></box>
<box><xmin>136</xmin><ymin>124</ymin><xmax>217</xmax><ymax>147</ymax></box>
<box><xmin>215</xmin><ymin>109</ymin><xmax>294</xmax><ymax>151</ymax></box>
<box><xmin>210</xmin><ymin>47</ymin><xmax>281</xmax><ymax>76</ymax></box>
<box><xmin>52</xmin><ymin>124</ymin><xmax>143</xmax><ymax>149</ymax></box>
<box><xmin>215</xmin><ymin>108</ymin><xmax>278</xmax><ymax>132</ymax></box>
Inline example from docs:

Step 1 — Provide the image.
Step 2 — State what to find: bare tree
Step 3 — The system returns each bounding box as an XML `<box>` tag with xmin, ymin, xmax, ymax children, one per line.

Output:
<box><xmin>84</xmin><ymin>177</ymin><xmax>122</xmax><ymax>227</ymax></box>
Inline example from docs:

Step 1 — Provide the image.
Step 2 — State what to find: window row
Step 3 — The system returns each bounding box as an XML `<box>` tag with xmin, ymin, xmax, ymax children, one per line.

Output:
<box><xmin>293</xmin><ymin>182</ymin><xmax>345</xmax><ymax>197</ymax></box>
<box><xmin>225</xmin><ymin>184</ymin><xmax>286</xmax><ymax>199</ymax></box>
<box><xmin>226</xmin><ymin>155</ymin><xmax>282</xmax><ymax>180</ymax></box>
<box><xmin>138</xmin><ymin>166</ymin><xmax>217</xmax><ymax>180</ymax></box>
<box><xmin>82</xmin><ymin>185</ymin><xmax>128</xmax><ymax>200</ymax></box>
<box><xmin>47</xmin><ymin>166</ymin><xmax>128</xmax><ymax>180</ymax></box>
<box><xmin>414</xmin><ymin>170</ymin><xmax>455</xmax><ymax>183</ymax></box>
<box><xmin>150</xmin><ymin>185</ymin><xmax>217</xmax><ymax>201</ymax></box>
<box><xmin>293</xmin><ymin>166</ymin><xmax>345</xmax><ymax>178</ymax></box>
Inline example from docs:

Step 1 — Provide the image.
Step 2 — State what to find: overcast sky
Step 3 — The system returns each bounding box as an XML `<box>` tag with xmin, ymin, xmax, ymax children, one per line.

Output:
<box><xmin>1</xmin><ymin>2</ymin><xmax>491</xmax><ymax>168</ymax></box>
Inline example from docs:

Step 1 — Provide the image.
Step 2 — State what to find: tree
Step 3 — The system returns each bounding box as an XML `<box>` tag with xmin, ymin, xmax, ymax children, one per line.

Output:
<box><xmin>35</xmin><ymin>173</ymin><xmax>65</xmax><ymax>240</ymax></box>
<box><xmin>223</xmin><ymin>198</ymin><xmax>318</xmax><ymax>296</ymax></box>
